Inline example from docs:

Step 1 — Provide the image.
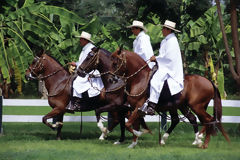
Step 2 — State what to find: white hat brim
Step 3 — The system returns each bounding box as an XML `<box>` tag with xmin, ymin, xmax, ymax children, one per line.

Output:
<box><xmin>127</xmin><ymin>25</ymin><xmax>147</xmax><ymax>32</ymax></box>
<box><xmin>75</xmin><ymin>35</ymin><xmax>94</xmax><ymax>43</ymax></box>
<box><xmin>161</xmin><ymin>24</ymin><xmax>180</xmax><ymax>32</ymax></box>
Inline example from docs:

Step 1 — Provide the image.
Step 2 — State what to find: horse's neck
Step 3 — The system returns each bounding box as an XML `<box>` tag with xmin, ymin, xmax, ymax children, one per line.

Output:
<box><xmin>42</xmin><ymin>58</ymin><xmax>70</xmax><ymax>92</ymax></box>
<box><xmin>125</xmin><ymin>52</ymin><xmax>150</xmax><ymax>76</ymax></box>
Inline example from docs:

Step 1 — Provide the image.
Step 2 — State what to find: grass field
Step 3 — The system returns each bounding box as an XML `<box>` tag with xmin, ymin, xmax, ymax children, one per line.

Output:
<box><xmin>1</xmin><ymin>104</ymin><xmax>240</xmax><ymax>160</ymax></box>
<box><xmin>0</xmin><ymin>122</ymin><xmax>240</xmax><ymax>160</ymax></box>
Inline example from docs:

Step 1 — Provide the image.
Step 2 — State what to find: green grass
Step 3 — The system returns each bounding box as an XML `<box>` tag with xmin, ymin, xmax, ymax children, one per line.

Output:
<box><xmin>0</xmin><ymin>122</ymin><xmax>240</xmax><ymax>160</ymax></box>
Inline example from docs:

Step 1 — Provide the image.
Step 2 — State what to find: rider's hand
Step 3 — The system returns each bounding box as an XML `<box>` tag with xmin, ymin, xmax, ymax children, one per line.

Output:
<box><xmin>150</xmin><ymin>56</ymin><xmax>156</xmax><ymax>62</ymax></box>
<box><xmin>68</xmin><ymin>62</ymin><xmax>76</xmax><ymax>66</ymax></box>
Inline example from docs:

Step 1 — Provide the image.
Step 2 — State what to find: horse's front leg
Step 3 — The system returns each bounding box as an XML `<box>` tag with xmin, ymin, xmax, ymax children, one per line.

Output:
<box><xmin>96</xmin><ymin>103</ymin><xmax>118</xmax><ymax>140</ymax></box>
<box><xmin>125</xmin><ymin>108</ymin><xmax>140</xmax><ymax>134</ymax></box>
<box><xmin>55</xmin><ymin>114</ymin><xmax>64</xmax><ymax>140</ymax></box>
<box><xmin>42</xmin><ymin>108</ymin><xmax>64</xmax><ymax>131</ymax></box>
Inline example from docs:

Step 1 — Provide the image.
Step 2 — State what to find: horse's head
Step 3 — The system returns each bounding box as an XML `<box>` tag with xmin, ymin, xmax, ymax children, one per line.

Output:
<box><xmin>77</xmin><ymin>47</ymin><xmax>100</xmax><ymax>77</ymax></box>
<box><xmin>25</xmin><ymin>55</ymin><xmax>46</xmax><ymax>80</ymax></box>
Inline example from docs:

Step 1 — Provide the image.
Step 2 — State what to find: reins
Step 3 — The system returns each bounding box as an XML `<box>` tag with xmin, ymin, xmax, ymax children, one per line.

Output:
<box><xmin>86</xmin><ymin>50</ymin><xmax>150</xmax><ymax>97</ymax></box>
<box><xmin>28</xmin><ymin>55</ymin><xmax>71</xmax><ymax>97</ymax></box>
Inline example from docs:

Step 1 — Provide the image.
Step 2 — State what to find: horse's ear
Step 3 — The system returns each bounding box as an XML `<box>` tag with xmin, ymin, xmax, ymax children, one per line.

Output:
<box><xmin>117</xmin><ymin>44</ymin><xmax>124</xmax><ymax>55</ymax></box>
<box><xmin>36</xmin><ymin>49</ymin><xmax>44</xmax><ymax>57</ymax></box>
<box><xmin>92</xmin><ymin>47</ymin><xmax>99</xmax><ymax>53</ymax></box>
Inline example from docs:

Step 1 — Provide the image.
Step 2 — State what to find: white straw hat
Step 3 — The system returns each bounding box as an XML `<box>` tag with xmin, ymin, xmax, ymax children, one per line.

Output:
<box><xmin>75</xmin><ymin>31</ymin><xmax>94</xmax><ymax>43</ymax></box>
<box><xmin>162</xmin><ymin>20</ymin><xmax>180</xmax><ymax>32</ymax></box>
<box><xmin>127</xmin><ymin>20</ymin><xmax>147</xmax><ymax>32</ymax></box>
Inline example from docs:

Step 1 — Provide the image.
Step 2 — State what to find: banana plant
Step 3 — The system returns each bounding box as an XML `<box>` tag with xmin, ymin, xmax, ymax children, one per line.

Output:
<box><xmin>0</xmin><ymin>0</ymin><xmax>95</xmax><ymax>94</ymax></box>
<box><xmin>179</xmin><ymin>4</ymin><xmax>227</xmax><ymax>98</ymax></box>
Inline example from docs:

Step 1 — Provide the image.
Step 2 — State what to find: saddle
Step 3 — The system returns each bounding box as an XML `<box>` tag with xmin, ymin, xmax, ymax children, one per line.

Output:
<box><xmin>105</xmin><ymin>74</ymin><xmax>126</xmax><ymax>92</ymax></box>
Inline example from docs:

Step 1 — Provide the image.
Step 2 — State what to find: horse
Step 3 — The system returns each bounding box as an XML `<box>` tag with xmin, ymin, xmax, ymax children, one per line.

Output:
<box><xmin>77</xmin><ymin>47</ymin><xmax>230</xmax><ymax>149</ymax></box>
<box><xmin>78</xmin><ymin>47</ymin><xmax>201</xmax><ymax>147</ymax></box>
<box><xmin>25</xmin><ymin>51</ymin><xmax>148</xmax><ymax>143</ymax></box>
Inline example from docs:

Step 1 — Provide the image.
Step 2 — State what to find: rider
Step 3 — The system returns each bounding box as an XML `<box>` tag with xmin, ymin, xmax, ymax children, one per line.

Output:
<box><xmin>138</xmin><ymin>20</ymin><xmax>184</xmax><ymax>115</ymax></box>
<box><xmin>127</xmin><ymin>20</ymin><xmax>155</xmax><ymax>69</ymax></box>
<box><xmin>66</xmin><ymin>31</ymin><xmax>104</xmax><ymax>111</ymax></box>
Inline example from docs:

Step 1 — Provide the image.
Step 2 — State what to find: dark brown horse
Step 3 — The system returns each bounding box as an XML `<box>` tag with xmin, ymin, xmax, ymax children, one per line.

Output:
<box><xmin>25</xmin><ymin>51</ymin><xmax>148</xmax><ymax>143</ymax></box>
<box><xmin>78</xmin><ymin>47</ymin><xmax>230</xmax><ymax>148</ymax></box>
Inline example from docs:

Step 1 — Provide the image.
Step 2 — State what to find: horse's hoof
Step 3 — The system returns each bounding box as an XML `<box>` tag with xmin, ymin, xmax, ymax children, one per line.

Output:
<box><xmin>114</xmin><ymin>141</ymin><xmax>121</xmax><ymax>145</ymax></box>
<box><xmin>201</xmin><ymin>145</ymin><xmax>208</xmax><ymax>149</ymax></box>
<box><xmin>162</xmin><ymin>133</ymin><xmax>169</xmax><ymax>141</ymax></box>
<box><xmin>99</xmin><ymin>135</ymin><xmax>105</xmax><ymax>140</ymax></box>
<box><xmin>127</xmin><ymin>139</ymin><xmax>138</xmax><ymax>149</ymax></box>
<box><xmin>142</xmin><ymin>129</ymin><xmax>152</xmax><ymax>134</ymax></box>
<box><xmin>133</xmin><ymin>130</ymin><xmax>143</xmax><ymax>137</ymax></box>
<box><xmin>192</xmin><ymin>139</ymin><xmax>203</xmax><ymax>145</ymax></box>
<box><xmin>160</xmin><ymin>140</ymin><xmax>165</xmax><ymax>145</ymax></box>
<box><xmin>127</xmin><ymin>142</ymin><xmax>137</xmax><ymax>149</ymax></box>
<box><xmin>198</xmin><ymin>133</ymin><xmax>204</xmax><ymax>139</ymax></box>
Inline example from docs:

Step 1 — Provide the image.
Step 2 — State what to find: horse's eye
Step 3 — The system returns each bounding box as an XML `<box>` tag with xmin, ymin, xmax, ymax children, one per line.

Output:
<box><xmin>33</xmin><ymin>57</ymin><xmax>38</xmax><ymax>63</ymax></box>
<box><xmin>89</xmin><ymin>52</ymin><xmax>94</xmax><ymax>57</ymax></box>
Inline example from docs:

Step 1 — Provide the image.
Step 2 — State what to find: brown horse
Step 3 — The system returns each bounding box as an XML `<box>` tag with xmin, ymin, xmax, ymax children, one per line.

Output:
<box><xmin>78</xmin><ymin>47</ymin><xmax>230</xmax><ymax>148</ymax></box>
<box><xmin>25</xmin><ymin>51</ymin><xmax>147</xmax><ymax>143</ymax></box>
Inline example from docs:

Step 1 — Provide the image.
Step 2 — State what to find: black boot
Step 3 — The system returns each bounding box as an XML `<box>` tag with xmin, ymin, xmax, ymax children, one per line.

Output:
<box><xmin>146</xmin><ymin>101</ymin><xmax>156</xmax><ymax>115</ymax></box>
<box><xmin>66</xmin><ymin>97</ymin><xmax>80</xmax><ymax>113</ymax></box>
<box><xmin>138</xmin><ymin>101</ymin><xmax>156</xmax><ymax>116</ymax></box>
<box><xmin>66</xmin><ymin>100</ymin><xmax>75</xmax><ymax>113</ymax></box>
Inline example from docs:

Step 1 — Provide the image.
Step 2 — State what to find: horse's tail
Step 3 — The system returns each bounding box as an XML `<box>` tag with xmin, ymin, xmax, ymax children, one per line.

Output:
<box><xmin>211</xmin><ymin>82</ymin><xmax>222</xmax><ymax>122</ymax></box>
<box><xmin>211</xmin><ymin>82</ymin><xmax>230</xmax><ymax>142</ymax></box>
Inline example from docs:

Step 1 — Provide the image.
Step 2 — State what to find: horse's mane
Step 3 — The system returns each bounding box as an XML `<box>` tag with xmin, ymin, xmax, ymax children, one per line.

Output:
<box><xmin>99</xmin><ymin>48</ymin><xmax>112</xmax><ymax>56</ymax></box>
<box><xmin>42</xmin><ymin>52</ymin><xmax>69</xmax><ymax>73</ymax></box>
<box><xmin>112</xmin><ymin>48</ymin><xmax>147</xmax><ymax>65</ymax></box>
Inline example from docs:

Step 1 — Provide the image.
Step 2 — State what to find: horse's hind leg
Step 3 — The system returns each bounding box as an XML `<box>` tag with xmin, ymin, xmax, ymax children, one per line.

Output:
<box><xmin>179</xmin><ymin>106</ymin><xmax>203</xmax><ymax>145</ymax></box>
<box><xmin>139</xmin><ymin>117</ymin><xmax>152</xmax><ymax>134</ymax></box>
<box><xmin>161</xmin><ymin>109</ymin><xmax>179</xmax><ymax>145</ymax></box>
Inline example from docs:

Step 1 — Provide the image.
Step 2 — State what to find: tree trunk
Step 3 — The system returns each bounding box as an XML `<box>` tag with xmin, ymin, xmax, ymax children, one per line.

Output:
<box><xmin>215</xmin><ymin>0</ymin><xmax>240</xmax><ymax>87</ymax></box>
<box><xmin>230</xmin><ymin>0</ymin><xmax>240</xmax><ymax>74</ymax></box>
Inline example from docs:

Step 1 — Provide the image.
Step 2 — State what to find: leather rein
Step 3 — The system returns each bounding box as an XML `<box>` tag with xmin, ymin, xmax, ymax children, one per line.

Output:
<box><xmin>82</xmin><ymin>50</ymin><xmax>150</xmax><ymax>96</ymax></box>
<box><xmin>28</xmin><ymin>55</ymin><xmax>71</xmax><ymax>97</ymax></box>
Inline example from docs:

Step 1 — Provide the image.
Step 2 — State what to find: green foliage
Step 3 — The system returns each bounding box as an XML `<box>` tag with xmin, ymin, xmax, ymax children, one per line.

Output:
<box><xmin>0</xmin><ymin>0</ymin><xmax>96</xmax><ymax>94</ymax></box>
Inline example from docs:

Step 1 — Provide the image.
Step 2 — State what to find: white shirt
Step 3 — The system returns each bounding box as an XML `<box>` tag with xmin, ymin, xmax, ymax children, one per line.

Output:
<box><xmin>73</xmin><ymin>43</ymin><xmax>104</xmax><ymax>98</ymax></box>
<box><xmin>133</xmin><ymin>31</ymin><xmax>155</xmax><ymax>68</ymax></box>
<box><xmin>151</xmin><ymin>33</ymin><xmax>184</xmax><ymax>95</ymax></box>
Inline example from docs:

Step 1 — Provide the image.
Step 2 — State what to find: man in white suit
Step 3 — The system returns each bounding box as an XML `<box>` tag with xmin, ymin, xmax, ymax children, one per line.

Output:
<box><xmin>138</xmin><ymin>20</ymin><xmax>184</xmax><ymax>115</ymax></box>
<box><xmin>67</xmin><ymin>31</ymin><xmax>104</xmax><ymax>111</ymax></box>
<box><xmin>127</xmin><ymin>20</ymin><xmax>155</xmax><ymax>69</ymax></box>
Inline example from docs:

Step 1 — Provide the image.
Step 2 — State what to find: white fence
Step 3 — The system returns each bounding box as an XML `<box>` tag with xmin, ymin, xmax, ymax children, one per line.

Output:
<box><xmin>2</xmin><ymin>99</ymin><xmax>240</xmax><ymax>123</ymax></box>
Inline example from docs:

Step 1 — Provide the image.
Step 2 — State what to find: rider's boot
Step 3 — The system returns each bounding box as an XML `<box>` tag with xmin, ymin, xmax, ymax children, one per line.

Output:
<box><xmin>66</xmin><ymin>97</ymin><xmax>78</xmax><ymax>113</ymax></box>
<box><xmin>146</xmin><ymin>101</ymin><xmax>156</xmax><ymax>115</ymax></box>
<box><xmin>138</xmin><ymin>101</ymin><xmax>156</xmax><ymax>116</ymax></box>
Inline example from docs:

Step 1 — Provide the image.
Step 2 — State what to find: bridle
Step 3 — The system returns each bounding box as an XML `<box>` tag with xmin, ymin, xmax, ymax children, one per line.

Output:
<box><xmin>27</xmin><ymin>55</ymin><xmax>71</xmax><ymax>97</ymax></box>
<box><xmin>79</xmin><ymin>49</ymin><xmax>126</xmax><ymax>78</ymax></box>
<box><xmin>28</xmin><ymin>55</ymin><xmax>64</xmax><ymax>80</ymax></box>
<box><xmin>80</xmin><ymin>49</ymin><xmax>150</xmax><ymax>96</ymax></box>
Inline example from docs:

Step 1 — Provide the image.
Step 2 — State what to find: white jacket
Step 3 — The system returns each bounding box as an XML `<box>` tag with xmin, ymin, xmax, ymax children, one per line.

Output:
<box><xmin>133</xmin><ymin>31</ymin><xmax>155</xmax><ymax>69</ymax></box>
<box><xmin>73</xmin><ymin>43</ymin><xmax>104</xmax><ymax>98</ymax></box>
<box><xmin>149</xmin><ymin>33</ymin><xmax>184</xmax><ymax>103</ymax></box>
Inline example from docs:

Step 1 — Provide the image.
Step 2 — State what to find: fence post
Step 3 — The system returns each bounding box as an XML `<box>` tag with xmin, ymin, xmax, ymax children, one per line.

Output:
<box><xmin>0</xmin><ymin>88</ymin><xmax>3</xmax><ymax>135</ymax></box>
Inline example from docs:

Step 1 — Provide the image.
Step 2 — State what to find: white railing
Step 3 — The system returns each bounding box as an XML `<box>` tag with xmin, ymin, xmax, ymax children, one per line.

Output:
<box><xmin>2</xmin><ymin>99</ymin><xmax>240</xmax><ymax>123</ymax></box>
